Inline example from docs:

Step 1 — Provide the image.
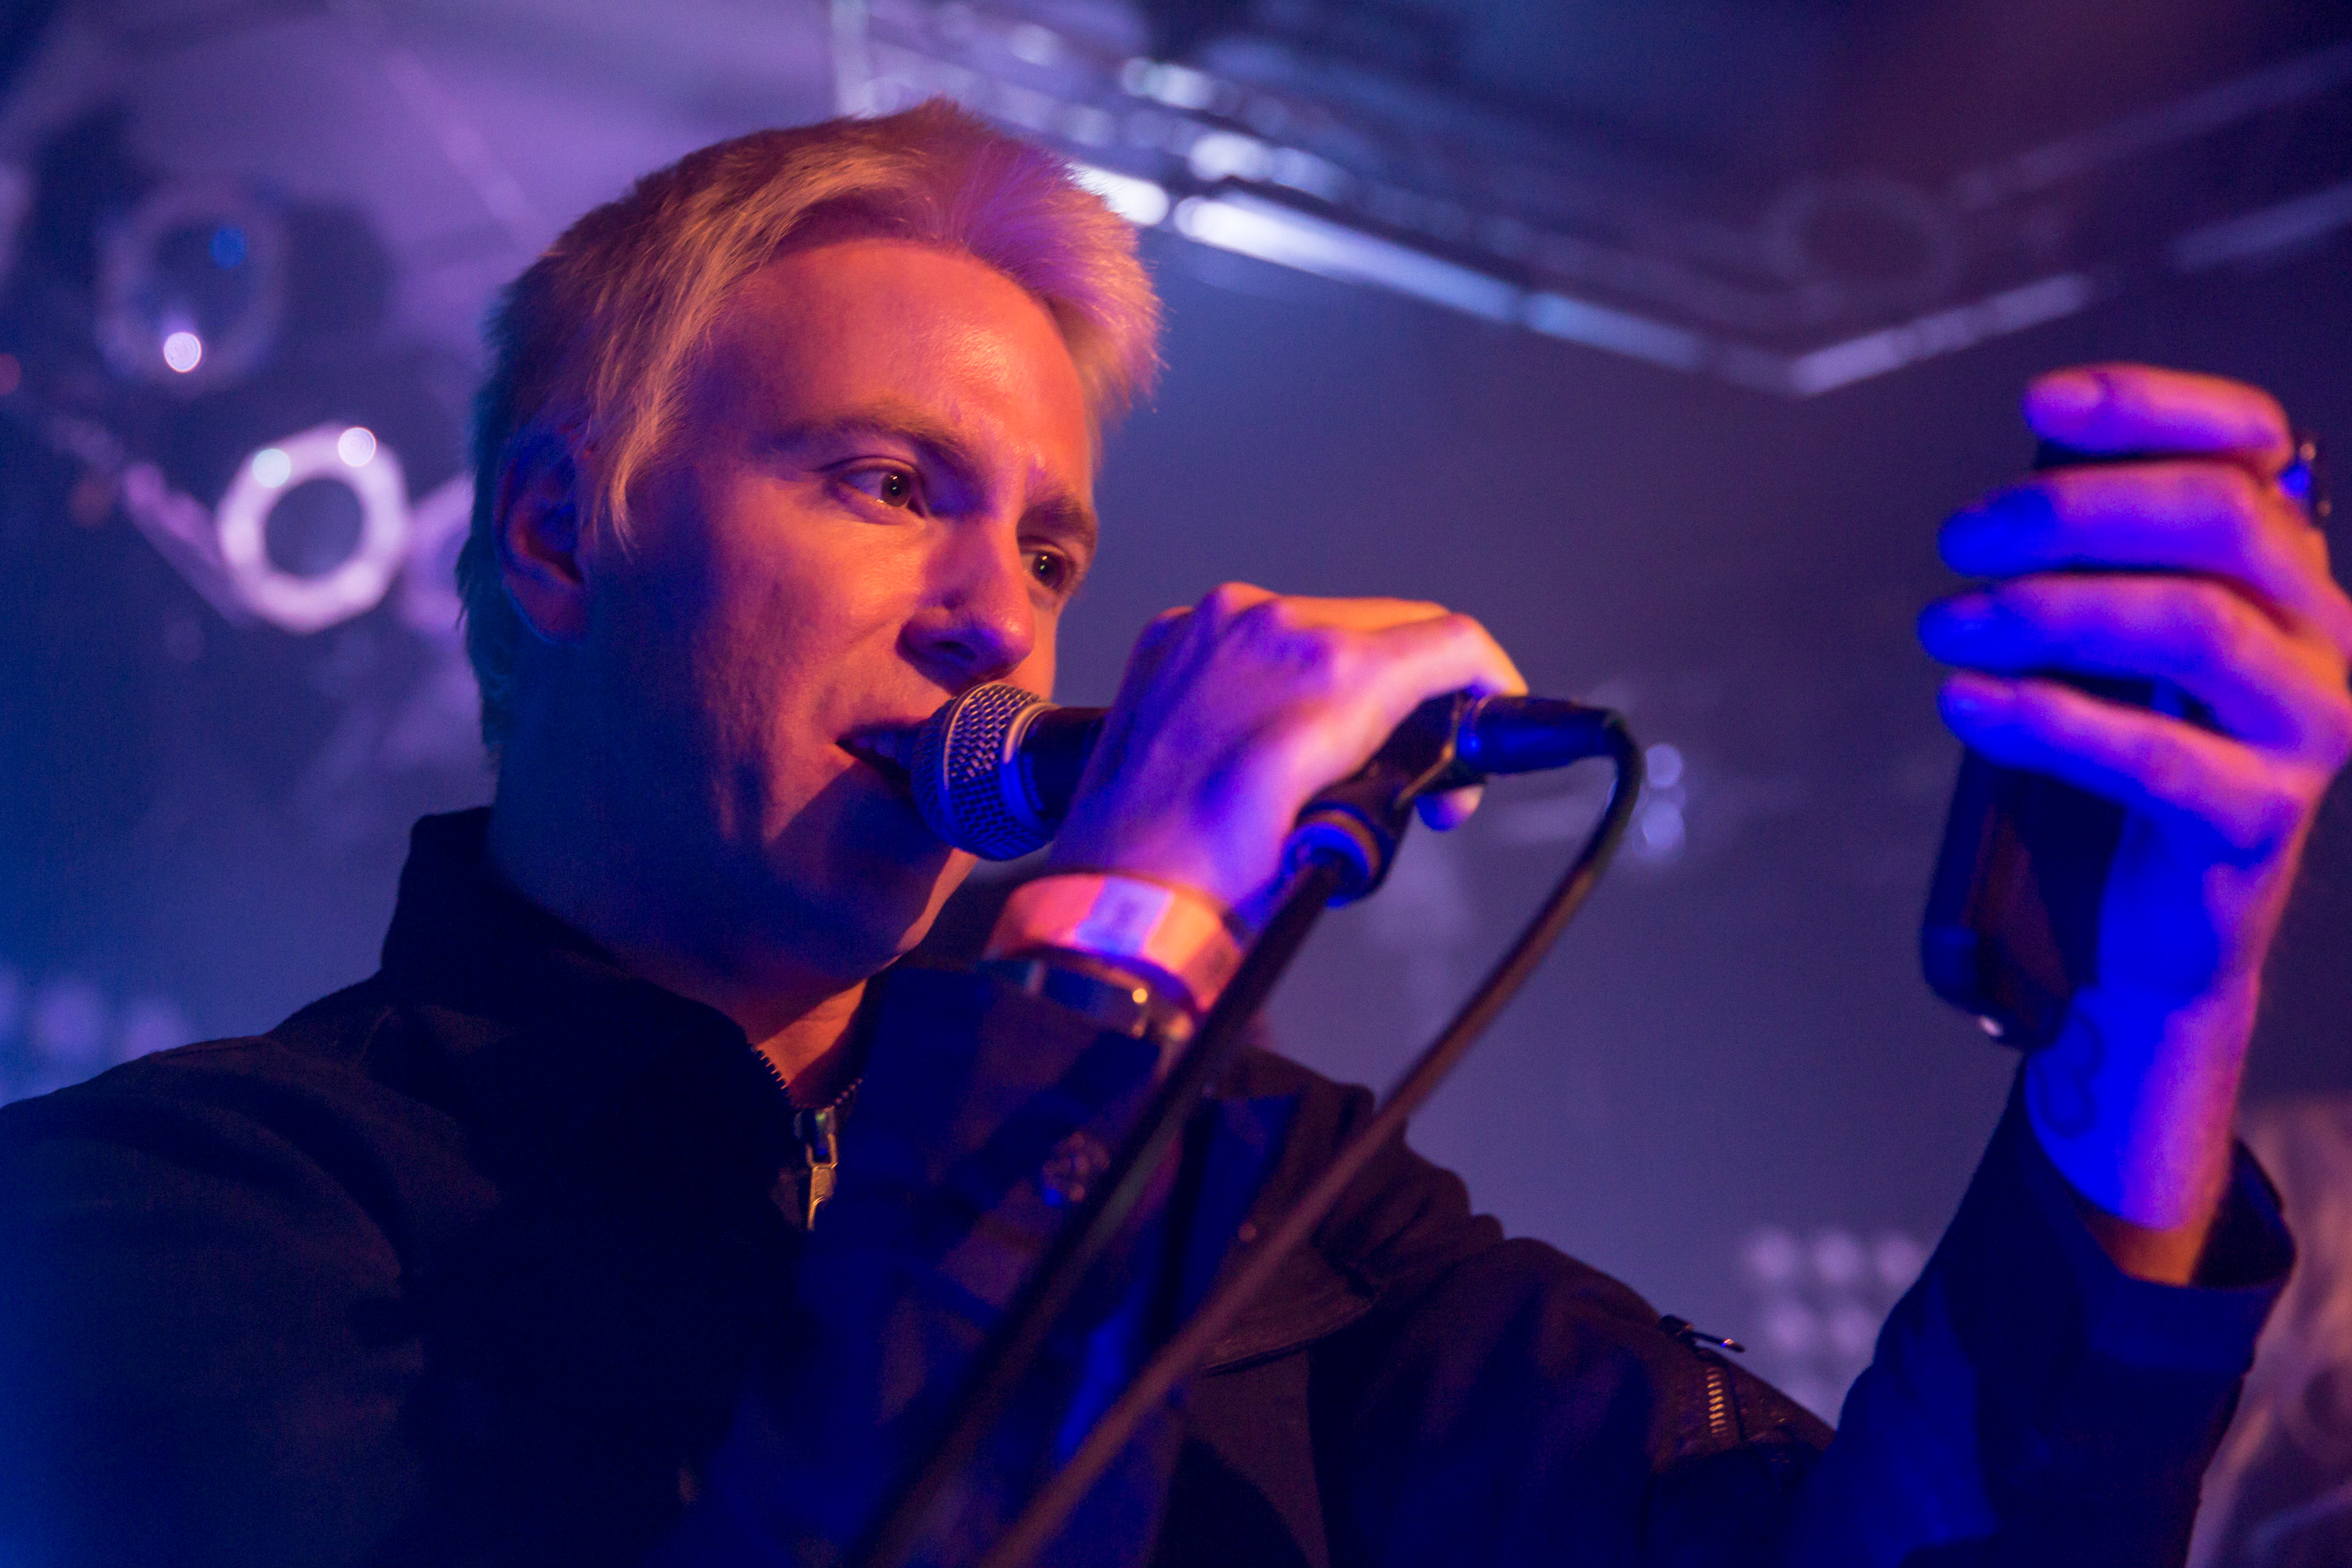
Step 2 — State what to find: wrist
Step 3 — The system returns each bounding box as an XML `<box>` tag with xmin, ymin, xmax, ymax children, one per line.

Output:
<box><xmin>982</xmin><ymin>871</ymin><xmax>1253</xmax><ymax>1019</ymax></box>
<box><xmin>1044</xmin><ymin>801</ymin><xmax>1276</xmax><ymax>916</ymax></box>
<box><xmin>2025</xmin><ymin>979</ymin><xmax>2257</xmax><ymax>1238</ymax></box>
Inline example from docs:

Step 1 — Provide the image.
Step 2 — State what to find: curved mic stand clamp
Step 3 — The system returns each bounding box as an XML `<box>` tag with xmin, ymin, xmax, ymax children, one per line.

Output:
<box><xmin>1286</xmin><ymin>691</ymin><xmax>1479</xmax><ymax>903</ymax></box>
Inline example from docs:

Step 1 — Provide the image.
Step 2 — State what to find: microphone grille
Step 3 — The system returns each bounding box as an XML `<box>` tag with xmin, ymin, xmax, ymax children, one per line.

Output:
<box><xmin>910</xmin><ymin>683</ymin><xmax>1053</xmax><ymax>859</ymax></box>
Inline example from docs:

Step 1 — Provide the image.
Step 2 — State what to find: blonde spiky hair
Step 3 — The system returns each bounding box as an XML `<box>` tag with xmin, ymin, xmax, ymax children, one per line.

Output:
<box><xmin>456</xmin><ymin>100</ymin><xmax>1160</xmax><ymax>750</ymax></box>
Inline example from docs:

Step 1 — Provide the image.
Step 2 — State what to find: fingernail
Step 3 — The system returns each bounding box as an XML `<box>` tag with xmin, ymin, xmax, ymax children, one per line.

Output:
<box><xmin>2032</xmin><ymin>371</ymin><xmax>2104</xmax><ymax>422</ymax></box>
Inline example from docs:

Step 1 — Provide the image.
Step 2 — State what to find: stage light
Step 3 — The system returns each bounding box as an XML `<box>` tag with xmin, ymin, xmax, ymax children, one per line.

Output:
<box><xmin>1644</xmin><ymin>742</ymin><xmax>1685</xmax><ymax>789</ymax></box>
<box><xmin>116</xmin><ymin>998</ymin><xmax>193</xmax><ymax>1062</ymax></box>
<box><xmin>395</xmin><ymin>476</ymin><xmax>476</xmax><ymax>641</ymax></box>
<box><xmin>1783</xmin><ymin>273</ymin><xmax>2094</xmax><ymax>396</ymax></box>
<box><xmin>97</xmin><ymin>180</ymin><xmax>286</xmax><ymax>394</ymax></box>
<box><xmin>1635</xmin><ymin>798</ymin><xmax>1686</xmax><ymax>858</ymax></box>
<box><xmin>216</xmin><ymin>424</ymin><xmax>409</xmax><ymax>634</ymax></box>
<box><xmin>2169</xmin><ymin>177</ymin><xmax>2352</xmax><ymax>272</ymax></box>
<box><xmin>1174</xmin><ymin>194</ymin><xmax>1519</xmax><ymax>322</ymax></box>
<box><xmin>1071</xmin><ymin>164</ymin><xmax>1170</xmax><ymax>227</ymax></box>
<box><xmin>1006</xmin><ymin>23</ymin><xmax>1059</xmax><ymax>65</ymax></box>
<box><xmin>28</xmin><ymin>978</ymin><xmax>108</xmax><ymax>1080</ymax></box>
<box><xmin>1120</xmin><ymin>58</ymin><xmax>1218</xmax><ymax>111</ymax></box>
<box><xmin>1524</xmin><ymin>292</ymin><xmax>1705</xmax><ymax>372</ymax></box>
<box><xmin>1185</xmin><ymin>130</ymin><xmax>1269</xmax><ymax>184</ymax></box>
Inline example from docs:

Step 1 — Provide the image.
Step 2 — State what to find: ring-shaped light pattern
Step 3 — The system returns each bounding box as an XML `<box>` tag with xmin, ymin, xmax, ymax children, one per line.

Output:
<box><xmin>216</xmin><ymin>425</ymin><xmax>410</xmax><ymax>633</ymax></box>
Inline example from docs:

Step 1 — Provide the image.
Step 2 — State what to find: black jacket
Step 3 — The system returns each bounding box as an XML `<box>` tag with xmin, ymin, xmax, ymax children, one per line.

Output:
<box><xmin>0</xmin><ymin>811</ymin><xmax>2292</xmax><ymax>1566</ymax></box>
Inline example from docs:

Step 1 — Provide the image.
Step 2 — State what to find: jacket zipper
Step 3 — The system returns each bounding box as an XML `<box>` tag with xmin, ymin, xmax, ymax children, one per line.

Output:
<box><xmin>754</xmin><ymin>1046</ymin><xmax>858</xmax><ymax>1229</ymax></box>
<box><xmin>796</xmin><ymin>1103</ymin><xmax>844</xmax><ymax>1229</ymax></box>
<box><xmin>1660</xmin><ymin>1315</ymin><xmax>1746</xmax><ymax>1448</ymax></box>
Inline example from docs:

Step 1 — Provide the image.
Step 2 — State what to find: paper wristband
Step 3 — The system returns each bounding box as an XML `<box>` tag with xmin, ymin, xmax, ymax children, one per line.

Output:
<box><xmin>984</xmin><ymin>873</ymin><xmax>1247</xmax><ymax>1014</ymax></box>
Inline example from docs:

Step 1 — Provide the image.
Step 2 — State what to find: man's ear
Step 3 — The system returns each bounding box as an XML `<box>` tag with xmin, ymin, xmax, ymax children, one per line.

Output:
<box><xmin>493</xmin><ymin>423</ymin><xmax>592</xmax><ymax>644</ymax></box>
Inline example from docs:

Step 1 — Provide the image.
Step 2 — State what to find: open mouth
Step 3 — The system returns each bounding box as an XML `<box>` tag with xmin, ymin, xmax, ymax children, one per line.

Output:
<box><xmin>839</xmin><ymin>733</ymin><xmax>915</xmax><ymax>797</ymax></box>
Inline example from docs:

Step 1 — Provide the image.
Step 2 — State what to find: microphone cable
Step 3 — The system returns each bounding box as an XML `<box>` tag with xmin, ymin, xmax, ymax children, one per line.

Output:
<box><xmin>848</xmin><ymin>712</ymin><xmax>1646</xmax><ymax>1568</ymax></box>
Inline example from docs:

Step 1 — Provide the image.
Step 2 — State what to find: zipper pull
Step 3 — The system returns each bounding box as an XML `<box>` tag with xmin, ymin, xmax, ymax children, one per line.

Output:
<box><xmin>1660</xmin><ymin>1314</ymin><xmax>1745</xmax><ymax>1356</ymax></box>
<box><xmin>800</xmin><ymin>1105</ymin><xmax>842</xmax><ymax>1229</ymax></box>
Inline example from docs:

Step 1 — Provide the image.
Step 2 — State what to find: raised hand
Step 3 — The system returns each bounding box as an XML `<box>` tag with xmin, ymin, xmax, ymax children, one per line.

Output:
<box><xmin>1919</xmin><ymin>365</ymin><xmax>2352</xmax><ymax>1270</ymax></box>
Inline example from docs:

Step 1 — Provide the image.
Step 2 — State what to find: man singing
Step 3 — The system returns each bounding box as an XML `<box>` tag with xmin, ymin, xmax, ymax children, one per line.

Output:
<box><xmin>2</xmin><ymin>103</ymin><xmax>2347</xmax><ymax>1566</ymax></box>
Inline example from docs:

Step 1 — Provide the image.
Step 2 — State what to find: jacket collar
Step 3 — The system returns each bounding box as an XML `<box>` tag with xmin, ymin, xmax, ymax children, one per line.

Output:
<box><xmin>376</xmin><ymin>808</ymin><xmax>774</xmax><ymax>1166</ymax></box>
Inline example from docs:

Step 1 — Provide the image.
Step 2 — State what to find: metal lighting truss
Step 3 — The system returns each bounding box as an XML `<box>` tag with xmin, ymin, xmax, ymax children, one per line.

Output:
<box><xmin>837</xmin><ymin>0</ymin><xmax>2352</xmax><ymax>394</ymax></box>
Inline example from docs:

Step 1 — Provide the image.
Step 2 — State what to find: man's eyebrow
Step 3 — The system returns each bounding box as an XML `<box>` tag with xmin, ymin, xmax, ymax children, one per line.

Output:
<box><xmin>1026</xmin><ymin>491</ymin><xmax>1098</xmax><ymax>563</ymax></box>
<box><xmin>769</xmin><ymin>402</ymin><xmax>984</xmax><ymax>482</ymax></box>
<box><xmin>775</xmin><ymin>401</ymin><xmax>1098</xmax><ymax>557</ymax></box>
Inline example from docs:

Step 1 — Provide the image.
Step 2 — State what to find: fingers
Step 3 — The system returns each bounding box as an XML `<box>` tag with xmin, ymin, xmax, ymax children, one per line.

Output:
<box><xmin>1918</xmin><ymin>576</ymin><xmax>2352</xmax><ymax>756</ymax></box>
<box><xmin>1192</xmin><ymin>583</ymin><xmax>1458</xmax><ymax>637</ymax></box>
<box><xmin>2026</xmin><ymin>365</ymin><xmax>2292</xmax><ymax>471</ymax></box>
<box><xmin>1938</xmin><ymin>672</ymin><xmax>2314</xmax><ymax>859</ymax></box>
<box><xmin>1182</xmin><ymin>583</ymin><xmax>1526</xmax><ymax>710</ymax></box>
<box><xmin>1940</xmin><ymin>462</ymin><xmax>2352</xmax><ymax>653</ymax></box>
<box><xmin>1150</xmin><ymin>584</ymin><xmax>1524</xmax><ymax>815</ymax></box>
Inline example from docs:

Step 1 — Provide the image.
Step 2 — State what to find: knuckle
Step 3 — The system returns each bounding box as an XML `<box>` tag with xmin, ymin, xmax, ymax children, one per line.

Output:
<box><xmin>1232</xmin><ymin>594</ymin><xmax>1298</xmax><ymax>639</ymax></box>
<box><xmin>1297</xmin><ymin>627</ymin><xmax>1356</xmax><ymax>688</ymax></box>
<box><xmin>1200</xmin><ymin>582</ymin><xmax>1260</xmax><ymax>622</ymax></box>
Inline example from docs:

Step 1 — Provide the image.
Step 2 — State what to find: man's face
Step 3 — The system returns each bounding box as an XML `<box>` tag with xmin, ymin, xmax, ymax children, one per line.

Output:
<box><xmin>580</xmin><ymin>238</ymin><xmax>1095</xmax><ymax>978</ymax></box>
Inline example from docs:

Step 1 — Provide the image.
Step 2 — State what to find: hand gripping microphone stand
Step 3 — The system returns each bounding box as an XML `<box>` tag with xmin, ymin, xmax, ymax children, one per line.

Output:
<box><xmin>849</xmin><ymin>691</ymin><xmax>1645</xmax><ymax>1568</ymax></box>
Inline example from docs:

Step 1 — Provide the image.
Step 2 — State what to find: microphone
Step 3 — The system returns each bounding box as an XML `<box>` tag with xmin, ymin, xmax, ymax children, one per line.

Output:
<box><xmin>906</xmin><ymin>682</ymin><xmax>1623</xmax><ymax>860</ymax></box>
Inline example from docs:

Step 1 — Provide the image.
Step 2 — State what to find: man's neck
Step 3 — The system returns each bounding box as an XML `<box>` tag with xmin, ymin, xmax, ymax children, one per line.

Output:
<box><xmin>481</xmin><ymin>794</ymin><xmax>873</xmax><ymax>1106</ymax></box>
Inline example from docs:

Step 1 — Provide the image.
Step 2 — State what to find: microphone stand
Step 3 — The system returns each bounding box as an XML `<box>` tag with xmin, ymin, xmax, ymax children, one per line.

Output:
<box><xmin>849</xmin><ymin>699</ymin><xmax>1640</xmax><ymax>1568</ymax></box>
<box><xmin>844</xmin><ymin>848</ymin><xmax>1349</xmax><ymax>1568</ymax></box>
<box><xmin>974</xmin><ymin>715</ymin><xmax>1639</xmax><ymax>1568</ymax></box>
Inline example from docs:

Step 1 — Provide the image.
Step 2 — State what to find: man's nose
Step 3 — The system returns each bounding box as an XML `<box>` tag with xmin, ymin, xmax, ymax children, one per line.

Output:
<box><xmin>901</xmin><ymin>521</ymin><xmax>1037</xmax><ymax>689</ymax></box>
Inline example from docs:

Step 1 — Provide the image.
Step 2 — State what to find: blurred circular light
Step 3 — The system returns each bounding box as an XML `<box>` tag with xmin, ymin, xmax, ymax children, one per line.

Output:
<box><xmin>336</xmin><ymin>426</ymin><xmax>377</xmax><ymax>468</ymax></box>
<box><xmin>1645</xmin><ymin>742</ymin><xmax>1685</xmax><ymax>789</ymax></box>
<box><xmin>30</xmin><ymin>978</ymin><xmax>109</xmax><ymax>1076</ymax></box>
<box><xmin>1636</xmin><ymin>799</ymin><xmax>1686</xmax><ymax>857</ymax></box>
<box><xmin>218</xmin><ymin>425</ymin><xmax>410</xmax><ymax>633</ymax></box>
<box><xmin>98</xmin><ymin>180</ymin><xmax>285</xmax><ymax>394</ymax></box>
<box><xmin>1810</xmin><ymin>1228</ymin><xmax>1867</xmax><ymax>1289</ymax></box>
<box><xmin>1873</xmin><ymin>1231</ymin><xmax>1927</xmax><ymax>1291</ymax></box>
<box><xmin>1741</xmin><ymin>1225</ymin><xmax>1802</xmax><ymax>1289</ymax></box>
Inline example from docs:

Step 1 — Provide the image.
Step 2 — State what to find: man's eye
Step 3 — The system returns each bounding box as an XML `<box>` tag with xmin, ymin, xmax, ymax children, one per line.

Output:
<box><xmin>844</xmin><ymin>466</ymin><xmax>920</xmax><ymax>509</ymax></box>
<box><xmin>1028</xmin><ymin>549</ymin><xmax>1076</xmax><ymax>593</ymax></box>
